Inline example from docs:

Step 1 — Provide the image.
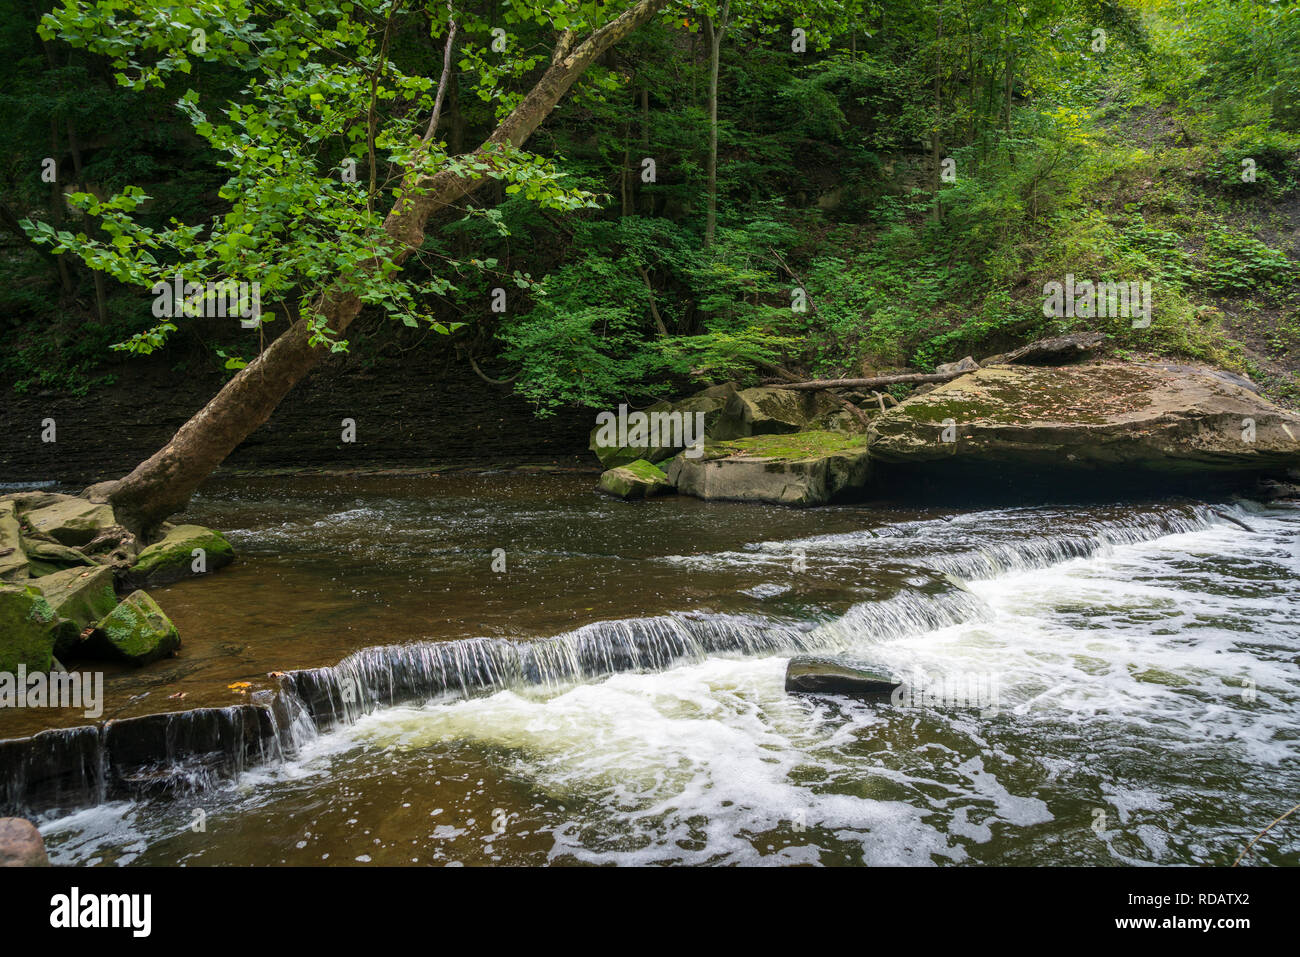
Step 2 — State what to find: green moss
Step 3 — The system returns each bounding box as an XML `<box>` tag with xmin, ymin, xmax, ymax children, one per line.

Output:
<box><xmin>0</xmin><ymin>584</ymin><xmax>59</xmax><ymax>672</ymax></box>
<box><xmin>708</xmin><ymin>430</ymin><xmax>869</xmax><ymax>461</ymax></box>
<box><xmin>621</xmin><ymin>459</ymin><xmax>670</xmax><ymax>482</ymax></box>
<box><xmin>598</xmin><ymin>459</ymin><xmax>672</xmax><ymax>500</ymax></box>
<box><xmin>130</xmin><ymin>525</ymin><xmax>234</xmax><ymax>584</ymax></box>
<box><xmin>92</xmin><ymin>590</ymin><xmax>180</xmax><ymax>665</ymax></box>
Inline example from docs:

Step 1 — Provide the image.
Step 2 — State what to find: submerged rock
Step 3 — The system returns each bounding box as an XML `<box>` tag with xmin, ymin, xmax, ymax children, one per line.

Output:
<box><xmin>784</xmin><ymin>656</ymin><xmax>902</xmax><ymax>697</ymax></box>
<box><xmin>869</xmin><ymin>362</ymin><xmax>1300</xmax><ymax>474</ymax></box>
<box><xmin>0</xmin><ymin>584</ymin><xmax>68</xmax><ymax>673</ymax></box>
<box><xmin>125</xmin><ymin>524</ymin><xmax>234</xmax><ymax>588</ymax></box>
<box><xmin>23</xmin><ymin>498</ymin><xmax>116</xmax><ymax>547</ymax></box>
<box><xmin>667</xmin><ymin>431</ymin><xmax>871</xmax><ymax>506</ymax></box>
<box><xmin>0</xmin><ymin>818</ymin><xmax>49</xmax><ymax>867</ymax></box>
<box><xmin>84</xmin><ymin>590</ymin><xmax>180</xmax><ymax>666</ymax></box>
<box><xmin>598</xmin><ymin>459</ymin><xmax>674</xmax><ymax>500</ymax></box>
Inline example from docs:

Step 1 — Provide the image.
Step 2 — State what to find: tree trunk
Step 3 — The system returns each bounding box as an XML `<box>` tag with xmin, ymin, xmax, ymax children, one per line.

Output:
<box><xmin>100</xmin><ymin>0</ymin><xmax>670</xmax><ymax>538</ymax></box>
<box><xmin>930</xmin><ymin>3</ymin><xmax>943</xmax><ymax>223</ymax></box>
<box><xmin>702</xmin><ymin>1</ymin><xmax>729</xmax><ymax>249</ymax></box>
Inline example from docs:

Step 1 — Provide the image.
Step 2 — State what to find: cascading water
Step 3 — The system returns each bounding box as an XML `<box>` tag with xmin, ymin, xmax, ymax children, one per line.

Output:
<box><xmin>9</xmin><ymin>475</ymin><xmax>1297</xmax><ymax>865</ymax></box>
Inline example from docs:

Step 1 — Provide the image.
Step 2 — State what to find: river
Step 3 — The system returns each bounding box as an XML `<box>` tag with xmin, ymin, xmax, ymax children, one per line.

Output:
<box><xmin>16</xmin><ymin>474</ymin><xmax>1300</xmax><ymax>865</ymax></box>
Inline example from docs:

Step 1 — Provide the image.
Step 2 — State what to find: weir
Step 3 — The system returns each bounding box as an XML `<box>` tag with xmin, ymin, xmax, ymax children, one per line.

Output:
<box><xmin>0</xmin><ymin>501</ymin><xmax>1246</xmax><ymax>819</ymax></box>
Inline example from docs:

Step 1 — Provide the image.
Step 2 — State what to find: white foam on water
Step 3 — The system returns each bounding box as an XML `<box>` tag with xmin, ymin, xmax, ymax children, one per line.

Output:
<box><xmin>337</xmin><ymin>504</ymin><xmax>1300</xmax><ymax>864</ymax></box>
<box><xmin>34</xmin><ymin>502</ymin><xmax>1300</xmax><ymax>865</ymax></box>
<box><xmin>347</xmin><ymin>656</ymin><xmax>966</xmax><ymax>865</ymax></box>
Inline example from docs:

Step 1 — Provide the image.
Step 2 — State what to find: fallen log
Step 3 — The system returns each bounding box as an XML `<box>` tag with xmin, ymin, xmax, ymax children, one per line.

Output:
<box><xmin>762</xmin><ymin>370</ymin><xmax>968</xmax><ymax>391</ymax></box>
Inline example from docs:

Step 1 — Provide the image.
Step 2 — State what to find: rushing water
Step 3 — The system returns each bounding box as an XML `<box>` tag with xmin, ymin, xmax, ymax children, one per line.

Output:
<box><xmin>19</xmin><ymin>474</ymin><xmax>1300</xmax><ymax>865</ymax></box>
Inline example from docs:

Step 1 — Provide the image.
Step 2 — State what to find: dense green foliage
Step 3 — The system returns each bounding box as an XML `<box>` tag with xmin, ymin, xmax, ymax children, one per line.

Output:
<box><xmin>1</xmin><ymin>0</ymin><xmax>1297</xmax><ymax>409</ymax></box>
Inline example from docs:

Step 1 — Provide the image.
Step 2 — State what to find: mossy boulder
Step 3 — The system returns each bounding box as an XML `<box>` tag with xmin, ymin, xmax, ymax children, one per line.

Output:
<box><xmin>868</xmin><ymin>362</ymin><xmax>1300</xmax><ymax>473</ymax></box>
<box><xmin>666</xmin><ymin>431</ymin><xmax>872</xmax><ymax>506</ymax></box>
<box><xmin>597</xmin><ymin>459</ymin><xmax>674</xmax><ymax>500</ymax></box>
<box><xmin>31</xmin><ymin>564</ymin><xmax>118</xmax><ymax>631</ymax></box>
<box><xmin>85</xmin><ymin>590</ymin><xmax>180</xmax><ymax>665</ymax></box>
<box><xmin>0</xmin><ymin>583</ymin><xmax>66</xmax><ymax>673</ymax></box>
<box><xmin>125</xmin><ymin>524</ymin><xmax>234</xmax><ymax>587</ymax></box>
<box><xmin>711</xmin><ymin>387</ymin><xmax>845</xmax><ymax>440</ymax></box>
<box><xmin>0</xmin><ymin>502</ymin><xmax>28</xmax><ymax>582</ymax></box>
<box><xmin>23</xmin><ymin>498</ymin><xmax>117</xmax><ymax>547</ymax></box>
<box><xmin>589</xmin><ymin>386</ymin><xmax>737</xmax><ymax>468</ymax></box>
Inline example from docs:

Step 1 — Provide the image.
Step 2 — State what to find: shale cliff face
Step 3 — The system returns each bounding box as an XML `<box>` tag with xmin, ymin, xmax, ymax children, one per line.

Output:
<box><xmin>0</xmin><ymin>340</ymin><xmax>594</xmax><ymax>485</ymax></box>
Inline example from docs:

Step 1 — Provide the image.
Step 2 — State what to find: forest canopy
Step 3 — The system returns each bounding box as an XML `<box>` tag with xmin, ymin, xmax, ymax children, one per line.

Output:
<box><xmin>1</xmin><ymin>0</ymin><xmax>1297</xmax><ymax>413</ymax></box>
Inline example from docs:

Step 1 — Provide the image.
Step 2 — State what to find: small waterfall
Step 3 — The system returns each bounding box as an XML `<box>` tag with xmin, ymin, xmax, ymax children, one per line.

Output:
<box><xmin>281</xmin><ymin>612</ymin><xmax>822</xmax><ymax>732</ymax></box>
<box><xmin>0</xmin><ymin>705</ymin><xmax>278</xmax><ymax>817</ymax></box>
<box><xmin>917</xmin><ymin>504</ymin><xmax>1235</xmax><ymax>580</ymax></box>
<box><xmin>0</xmin><ymin>500</ymin><xmax>1256</xmax><ymax>818</ymax></box>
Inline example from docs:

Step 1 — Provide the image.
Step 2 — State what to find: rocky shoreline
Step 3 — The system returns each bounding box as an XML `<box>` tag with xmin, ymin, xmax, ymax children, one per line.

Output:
<box><xmin>593</xmin><ymin>351</ymin><xmax>1300</xmax><ymax>506</ymax></box>
<box><xmin>1</xmin><ymin>492</ymin><xmax>232</xmax><ymax>679</ymax></box>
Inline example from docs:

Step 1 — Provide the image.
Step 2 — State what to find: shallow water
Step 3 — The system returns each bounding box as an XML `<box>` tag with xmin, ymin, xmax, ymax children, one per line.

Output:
<box><xmin>25</xmin><ymin>475</ymin><xmax>1300</xmax><ymax>865</ymax></box>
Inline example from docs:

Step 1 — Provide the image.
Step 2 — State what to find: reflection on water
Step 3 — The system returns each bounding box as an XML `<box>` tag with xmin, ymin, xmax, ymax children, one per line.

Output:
<box><xmin>24</xmin><ymin>474</ymin><xmax>1300</xmax><ymax>865</ymax></box>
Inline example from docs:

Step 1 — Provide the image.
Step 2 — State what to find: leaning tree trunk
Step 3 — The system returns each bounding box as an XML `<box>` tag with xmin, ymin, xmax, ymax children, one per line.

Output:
<box><xmin>98</xmin><ymin>0</ymin><xmax>669</xmax><ymax>539</ymax></box>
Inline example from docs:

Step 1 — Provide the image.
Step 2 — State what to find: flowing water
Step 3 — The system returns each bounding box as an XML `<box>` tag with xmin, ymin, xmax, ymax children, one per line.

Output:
<box><xmin>15</xmin><ymin>474</ymin><xmax>1300</xmax><ymax>865</ymax></box>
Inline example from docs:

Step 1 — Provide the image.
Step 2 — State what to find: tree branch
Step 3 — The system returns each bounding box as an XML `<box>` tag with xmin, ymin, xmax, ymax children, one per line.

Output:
<box><xmin>423</xmin><ymin>3</ymin><xmax>458</xmax><ymax>142</ymax></box>
<box><xmin>636</xmin><ymin>264</ymin><xmax>668</xmax><ymax>335</ymax></box>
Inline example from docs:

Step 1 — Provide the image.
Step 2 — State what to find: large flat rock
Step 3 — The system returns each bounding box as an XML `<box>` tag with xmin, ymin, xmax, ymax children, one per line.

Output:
<box><xmin>23</xmin><ymin>499</ymin><xmax>117</xmax><ymax>547</ymax></box>
<box><xmin>868</xmin><ymin>363</ymin><xmax>1300</xmax><ymax>473</ymax></box>
<box><xmin>667</xmin><ymin>431</ymin><xmax>871</xmax><ymax>506</ymax></box>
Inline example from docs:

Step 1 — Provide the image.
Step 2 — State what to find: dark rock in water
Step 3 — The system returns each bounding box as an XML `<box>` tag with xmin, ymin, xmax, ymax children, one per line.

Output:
<box><xmin>597</xmin><ymin>459</ymin><xmax>673</xmax><ymax>500</ymax></box>
<box><xmin>0</xmin><ymin>705</ymin><xmax>287</xmax><ymax>817</ymax></box>
<box><xmin>0</xmin><ymin>817</ymin><xmax>49</xmax><ymax>866</ymax></box>
<box><xmin>124</xmin><ymin>524</ymin><xmax>233</xmax><ymax>588</ymax></box>
<box><xmin>83</xmin><ymin>590</ymin><xmax>180</xmax><ymax>665</ymax></box>
<box><xmin>785</xmin><ymin>656</ymin><xmax>901</xmax><ymax>698</ymax></box>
